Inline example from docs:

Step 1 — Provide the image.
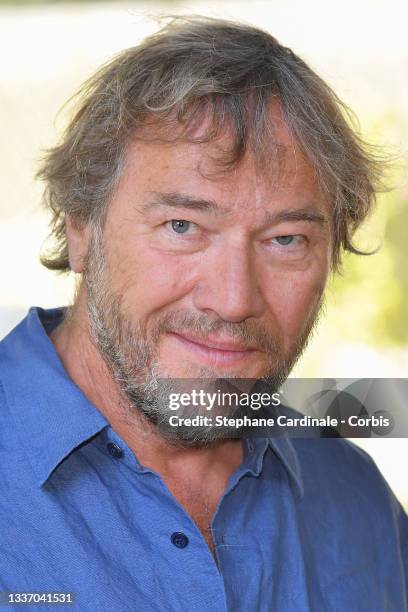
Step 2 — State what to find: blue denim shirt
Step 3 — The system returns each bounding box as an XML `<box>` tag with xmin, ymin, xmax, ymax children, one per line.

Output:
<box><xmin>0</xmin><ymin>307</ymin><xmax>407</xmax><ymax>611</ymax></box>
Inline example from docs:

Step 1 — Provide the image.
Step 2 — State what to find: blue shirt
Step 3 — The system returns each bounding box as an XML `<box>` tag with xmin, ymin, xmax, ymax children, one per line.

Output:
<box><xmin>0</xmin><ymin>307</ymin><xmax>407</xmax><ymax>611</ymax></box>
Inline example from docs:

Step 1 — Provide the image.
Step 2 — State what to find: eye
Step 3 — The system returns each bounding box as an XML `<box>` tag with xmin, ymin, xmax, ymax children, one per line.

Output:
<box><xmin>170</xmin><ymin>220</ymin><xmax>192</xmax><ymax>234</ymax></box>
<box><xmin>273</xmin><ymin>235</ymin><xmax>296</xmax><ymax>246</ymax></box>
<box><xmin>161</xmin><ymin>219</ymin><xmax>202</xmax><ymax>248</ymax></box>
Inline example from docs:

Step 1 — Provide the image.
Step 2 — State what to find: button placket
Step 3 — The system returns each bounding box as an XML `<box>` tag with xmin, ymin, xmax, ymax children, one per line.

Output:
<box><xmin>171</xmin><ymin>532</ymin><xmax>189</xmax><ymax>549</ymax></box>
<box><xmin>107</xmin><ymin>441</ymin><xmax>124</xmax><ymax>459</ymax></box>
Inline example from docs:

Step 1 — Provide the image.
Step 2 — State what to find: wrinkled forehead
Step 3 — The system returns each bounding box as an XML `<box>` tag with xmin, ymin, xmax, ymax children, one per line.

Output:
<box><xmin>125</xmin><ymin>99</ymin><xmax>322</xmax><ymax>204</ymax></box>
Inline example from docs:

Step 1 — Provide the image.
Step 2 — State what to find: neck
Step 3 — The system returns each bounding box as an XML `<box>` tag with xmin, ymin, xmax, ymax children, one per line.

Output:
<box><xmin>49</xmin><ymin>286</ymin><xmax>243</xmax><ymax>483</ymax></box>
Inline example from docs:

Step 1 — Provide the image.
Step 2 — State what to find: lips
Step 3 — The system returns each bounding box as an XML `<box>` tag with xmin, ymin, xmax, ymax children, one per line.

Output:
<box><xmin>167</xmin><ymin>331</ymin><xmax>257</xmax><ymax>367</ymax></box>
<box><xmin>170</xmin><ymin>331</ymin><xmax>255</xmax><ymax>352</ymax></box>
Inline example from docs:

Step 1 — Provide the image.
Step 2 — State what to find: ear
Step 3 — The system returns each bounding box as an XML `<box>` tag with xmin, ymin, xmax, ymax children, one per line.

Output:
<box><xmin>66</xmin><ymin>214</ymin><xmax>91</xmax><ymax>273</ymax></box>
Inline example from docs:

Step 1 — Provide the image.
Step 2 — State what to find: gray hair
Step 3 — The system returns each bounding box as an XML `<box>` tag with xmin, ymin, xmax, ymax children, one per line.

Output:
<box><xmin>37</xmin><ymin>15</ymin><xmax>386</xmax><ymax>271</ymax></box>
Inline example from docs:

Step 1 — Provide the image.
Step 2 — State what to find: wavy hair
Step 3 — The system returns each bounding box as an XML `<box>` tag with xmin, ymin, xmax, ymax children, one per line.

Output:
<box><xmin>37</xmin><ymin>16</ymin><xmax>386</xmax><ymax>272</ymax></box>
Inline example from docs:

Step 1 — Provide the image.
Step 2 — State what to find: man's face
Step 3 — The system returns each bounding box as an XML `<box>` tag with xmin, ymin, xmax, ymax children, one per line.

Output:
<box><xmin>81</xmin><ymin>107</ymin><xmax>332</xmax><ymax>438</ymax></box>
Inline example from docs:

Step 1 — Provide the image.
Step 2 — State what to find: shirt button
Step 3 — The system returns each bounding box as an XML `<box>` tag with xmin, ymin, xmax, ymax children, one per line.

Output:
<box><xmin>171</xmin><ymin>532</ymin><xmax>189</xmax><ymax>549</ymax></box>
<box><xmin>107</xmin><ymin>442</ymin><xmax>124</xmax><ymax>459</ymax></box>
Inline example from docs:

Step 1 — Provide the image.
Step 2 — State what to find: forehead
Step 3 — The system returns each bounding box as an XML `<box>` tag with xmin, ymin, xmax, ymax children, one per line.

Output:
<box><xmin>120</xmin><ymin>102</ymin><xmax>325</xmax><ymax>216</ymax></box>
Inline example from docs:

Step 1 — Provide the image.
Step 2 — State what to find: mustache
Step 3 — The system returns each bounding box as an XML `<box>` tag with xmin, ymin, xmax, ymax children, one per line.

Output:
<box><xmin>152</xmin><ymin>310</ymin><xmax>279</xmax><ymax>354</ymax></box>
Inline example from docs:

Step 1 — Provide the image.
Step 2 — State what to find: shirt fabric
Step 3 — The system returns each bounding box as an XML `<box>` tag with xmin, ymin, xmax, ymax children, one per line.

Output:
<box><xmin>0</xmin><ymin>306</ymin><xmax>407</xmax><ymax>611</ymax></box>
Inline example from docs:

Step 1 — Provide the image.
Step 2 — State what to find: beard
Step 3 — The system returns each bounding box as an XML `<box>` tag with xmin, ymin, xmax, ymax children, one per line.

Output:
<box><xmin>84</xmin><ymin>224</ymin><xmax>324</xmax><ymax>447</ymax></box>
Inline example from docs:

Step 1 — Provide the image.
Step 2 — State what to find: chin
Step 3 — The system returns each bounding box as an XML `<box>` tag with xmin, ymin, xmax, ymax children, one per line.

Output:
<box><xmin>158</xmin><ymin>364</ymin><xmax>273</xmax><ymax>384</ymax></box>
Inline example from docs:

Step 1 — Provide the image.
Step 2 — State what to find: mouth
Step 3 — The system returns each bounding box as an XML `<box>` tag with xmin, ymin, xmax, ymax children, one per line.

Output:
<box><xmin>167</xmin><ymin>331</ymin><xmax>258</xmax><ymax>367</ymax></box>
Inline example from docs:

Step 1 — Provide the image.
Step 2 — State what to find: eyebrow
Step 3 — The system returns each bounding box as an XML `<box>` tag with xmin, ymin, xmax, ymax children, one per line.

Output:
<box><xmin>144</xmin><ymin>191</ymin><xmax>328</xmax><ymax>225</ymax></box>
<box><xmin>145</xmin><ymin>191</ymin><xmax>221</xmax><ymax>214</ymax></box>
<box><xmin>264</xmin><ymin>208</ymin><xmax>328</xmax><ymax>225</ymax></box>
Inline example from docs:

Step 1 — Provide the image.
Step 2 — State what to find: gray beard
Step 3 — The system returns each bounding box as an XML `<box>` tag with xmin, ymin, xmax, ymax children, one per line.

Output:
<box><xmin>84</xmin><ymin>227</ymin><xmax>324</xmax><ymax>447</ymax></box>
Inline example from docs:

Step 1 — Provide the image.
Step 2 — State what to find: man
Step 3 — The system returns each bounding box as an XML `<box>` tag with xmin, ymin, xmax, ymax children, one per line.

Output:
<box><xmin>0</xmin><ymin>16</ymin><xmax>406</xmax><ymax>611</ymax></box>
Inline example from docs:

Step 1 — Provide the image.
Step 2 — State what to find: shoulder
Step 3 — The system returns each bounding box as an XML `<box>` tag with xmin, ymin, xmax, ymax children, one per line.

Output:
<box><xmin>292</xmin><ymin>435</ymin><xmax>393</xmax><ymax>493</ymax></box>
<box><xmin>292</xmin><ymin>436</ymin><xmax>408</xmax><ymax>534</ymax></box>
<box><xmin>275</xmin><ymin>401</ymin><xmax>402</xmax><ymax>508</ymax></box>
<box><xmin>292</xmin><ymin>435</ymin><xmax>389</xmax><ymax>481</ymax></box>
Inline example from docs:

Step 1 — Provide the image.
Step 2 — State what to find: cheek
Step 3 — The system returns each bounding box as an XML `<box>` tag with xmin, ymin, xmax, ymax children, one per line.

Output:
<box><xmin>262</xmin><ymin>270</ymin><xmax>326</xmax><ymax>348</ymax></box>
<box><xmin>109</xmin><ymin>237</ymin><xmax>198</xmax><ymax>317</ymax></box>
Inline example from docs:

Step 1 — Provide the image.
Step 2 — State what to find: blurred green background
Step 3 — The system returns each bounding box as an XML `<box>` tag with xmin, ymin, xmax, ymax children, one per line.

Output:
<box><xmin>1</xmin><ymin>0</ymin><xmax>407</xmax><ymax>505</ymax></box>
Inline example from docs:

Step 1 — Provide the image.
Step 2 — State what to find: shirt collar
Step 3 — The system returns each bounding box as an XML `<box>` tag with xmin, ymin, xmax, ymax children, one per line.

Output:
<box><xmin>267</xmin><ymin>435</ymin><xmax>304</xmax><ymax>501</ymax></box>
<box><xmin>0</xmin><ymin>307</ymin><xmax>303</xmax><ymax>500</ymax></box>
<box><xmin>0</xmin><ymin>307</ymin><xmax>109</xmax><ymax>487</ymax></box>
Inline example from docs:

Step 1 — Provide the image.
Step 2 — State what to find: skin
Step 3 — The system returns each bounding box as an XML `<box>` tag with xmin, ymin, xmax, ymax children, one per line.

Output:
<box><xmin>50</xmin><ymin>103</ymin><xmax>333</xmax><ymax>556</ymax></box>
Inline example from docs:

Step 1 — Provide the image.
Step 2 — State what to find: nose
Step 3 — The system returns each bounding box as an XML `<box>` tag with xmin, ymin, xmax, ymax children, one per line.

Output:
<box><xmin>192</xmin><ymin>240</ymin><xmax>266</xmax><ymax>322</ymax></box>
